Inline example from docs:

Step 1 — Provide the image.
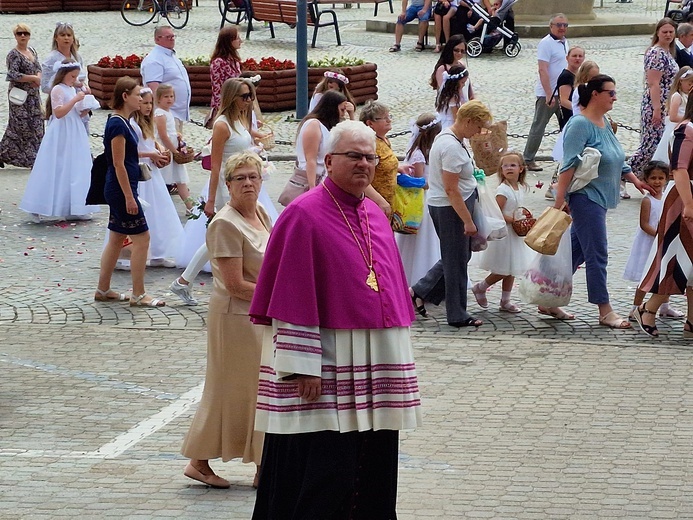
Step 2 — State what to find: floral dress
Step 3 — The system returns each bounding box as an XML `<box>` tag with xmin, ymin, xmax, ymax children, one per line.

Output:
<box><xmin>210</xmin><ymin>56</ymin><xmax>240</xmax><ymax>110</ymax></box>
<box><xmin>628</xmin><ymin>46</ymin><xmax>679</xmax><ymax>177</ymax></box>
<box><xmin>0</xmin><ymin>48</ymin><xmax>44</xmax><ymax>167</ymax></box>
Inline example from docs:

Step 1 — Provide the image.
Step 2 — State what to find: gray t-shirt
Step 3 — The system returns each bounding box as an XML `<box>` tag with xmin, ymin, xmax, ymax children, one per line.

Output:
<box><xmin>427</xmin><ymin>129</ymin><xmax>478</xmax><ymax>207</ymax></box>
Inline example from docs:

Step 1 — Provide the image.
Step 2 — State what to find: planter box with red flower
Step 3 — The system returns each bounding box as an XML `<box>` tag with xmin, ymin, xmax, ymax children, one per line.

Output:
<box><xmin>88</xmin><ymin>55</ymin><xmax>211</xmax><ymax>108</ymax></box>
<box><xmin>88</xmin><ymin>54</ymin><xmax>378</xmax><ymax>112</ymax></box>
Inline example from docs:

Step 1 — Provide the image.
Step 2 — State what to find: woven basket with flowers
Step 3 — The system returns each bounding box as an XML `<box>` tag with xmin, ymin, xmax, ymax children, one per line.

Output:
<box><xmin>512</xmin><ymin>207</ymin><xmax>536</xmax><ymax>237</ymax></box>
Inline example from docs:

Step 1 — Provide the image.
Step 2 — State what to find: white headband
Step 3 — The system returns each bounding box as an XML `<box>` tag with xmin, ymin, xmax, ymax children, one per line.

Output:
<box><xmin>419</xmin><ymin>116</ymin><xmax>441</xmax><ymax>130</ymax></box>
<box><xmin>53</xmin><ymin>61</ymin><xmax>80</xmax><ymax>72</ymax></box>
<box><xmin>139</xmin><ymin>87</ymin><xmax>152</xmax><ymax>95</ymax></box>
<box><xmin>247</xmin><ymin>74</ymin><xmax>261</xmax><ymax>85</ymax></box>
<box><xmin>324</xmin><ymin>71</ymin><xmax>349</xmax><ymax>84</ymax></box>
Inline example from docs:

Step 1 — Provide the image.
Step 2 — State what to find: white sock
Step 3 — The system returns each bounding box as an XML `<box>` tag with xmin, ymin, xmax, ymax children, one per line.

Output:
<box><xmin>501</xmin><ymin>290</ymin><xmax>511</xmax><ymax>303</ymax></box>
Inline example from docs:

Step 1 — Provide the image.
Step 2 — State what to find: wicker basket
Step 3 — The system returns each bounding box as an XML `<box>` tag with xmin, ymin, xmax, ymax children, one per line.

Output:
<box><xmin>512</xmin><ymin>207</ymin><xmax>536</xmax><ymax>237</ymax></box>
<box><xmin>257</xmin><ymin>126</ymin><xmax>275</xmax><ymax>151</ymax></box>
<box><xmin>173</xmin><ymin>147</ymin><xmax>195</xmax><ymax>165</ymax></box>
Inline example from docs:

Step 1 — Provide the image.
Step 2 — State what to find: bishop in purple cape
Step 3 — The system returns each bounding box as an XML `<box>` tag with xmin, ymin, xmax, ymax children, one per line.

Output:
<box><xmin>250</xmin><ymin>120</ymin><xmax>422</xmax><ymax>520</ymax></box>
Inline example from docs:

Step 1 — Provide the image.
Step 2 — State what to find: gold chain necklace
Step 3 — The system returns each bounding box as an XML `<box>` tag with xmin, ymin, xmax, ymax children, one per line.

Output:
<box><xmin>322</xmin><ymin>183</ymin><xmax>379</xmax><ymax>292</ymax></box>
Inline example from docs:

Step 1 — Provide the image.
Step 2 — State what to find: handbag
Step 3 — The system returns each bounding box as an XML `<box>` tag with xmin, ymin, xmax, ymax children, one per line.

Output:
<box><xmin>524</xmin><ymin>204</ymin><xmax>572</xmax><ymax>255</ymax></box>
<box><xmin>9</xmin><ymin>87</ymin><xmax>27</xmax><ymax>106</ymax></box>
<box><xmin>86</xmin><ymin>153</ymin><xmax>108</xmax><ymax>205</ymax></box>
<box><xmin>391</xmin><ymin>174</ymin><xmax>425</xmax><ymax>234</ymax></box>
<box><xmin>139</xmin><ymin>162</ymin><xmax>152</xmax><ymax>182</ymax></box>
<box><xmin>197</xmin><ymin>138</ymin><xmax>212</xmax><ymax>171</ymax></box>
<box><xmin>567</xmin><ymin>146</ymin><xmax>601</xmax><ymax>193</ymax></box>
<box><xmin>278</xmin><ymin>166</ymin><xmax>310</xmax><ymax>207</ymax></box>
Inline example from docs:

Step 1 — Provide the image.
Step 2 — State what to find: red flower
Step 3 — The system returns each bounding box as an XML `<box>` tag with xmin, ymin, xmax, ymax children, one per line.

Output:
<box><xmin>97</xmin><ymin>56</ymin><xmax>113</xmax><ymax>68</ymax></box>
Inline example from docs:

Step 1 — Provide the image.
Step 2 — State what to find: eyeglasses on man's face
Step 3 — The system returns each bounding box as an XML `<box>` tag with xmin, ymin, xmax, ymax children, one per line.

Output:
<box><xmin>331</xmin><ymin>151</ymin><xmax>380</xmax><ymax>165</ymax></box>
<box><xmin>373</xmin><ymin>116</ymin><xmax>393</xmax><ymax>122</ymax></box>
<box><xmin>552</xmin><ymin>22</ymin><xmax>569</xmax><ymax>28</ymax></box>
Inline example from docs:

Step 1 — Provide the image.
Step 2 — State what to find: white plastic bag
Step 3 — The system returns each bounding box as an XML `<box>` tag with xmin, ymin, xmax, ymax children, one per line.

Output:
<box><xmin>474</xmin><ymin>176</ymin><xmax>507</xmax><ymax>241</ymax></box>
<box><xmin>519</xmin><ymin>227</ymin><xmax>573</xmax><ymax>307</ymax></box>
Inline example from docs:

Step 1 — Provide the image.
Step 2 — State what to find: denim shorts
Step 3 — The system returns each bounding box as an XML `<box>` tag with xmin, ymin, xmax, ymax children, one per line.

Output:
<box><xmin>398</xmin><ymin>3</ymin><xmax>432</xmax><ymax>23</ymax></box>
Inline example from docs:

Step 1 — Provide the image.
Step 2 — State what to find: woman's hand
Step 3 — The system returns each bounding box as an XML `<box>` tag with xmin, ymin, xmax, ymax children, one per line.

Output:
<box><xmin>296</xmin><ymin>375</ymin><xmax>321</xmax><ymax>402</ymax></box>
<box><xmin>463</xmin><ymin>220</ymin><xmax>477</xmax><ymax>236</ymax></box>
<box><xmin>343</xmin><ymin>101</ymin><xmax>355</xmax><ymax>120</ymax></box>
<box><xmin>652</xmin><ymin>107</ymin><xmax>662</xmax><ymax>127</ymax></box>
<box><xmin>204</xmin><ymin>199</ymin><xmax>216</xmax><ymax>218</ymax></box>
<box><xmin>683</xmin><ymin>202</ymin><xmax>693</xmax><ymax>223</ymax></box>
<box><xmin>125</xmin><ymin>196</ymin><xmax>139</xmax><ymax>215</ymax></box>
<box><xmin>398</xmin><ymin>163</ymin><xmax>415</xmax><ymax>176</ymax></box>
<box><xmin>378</xmin><ymin>199</ymin><xmax>392</xmax><ymax>217</ymax></box>
<box><xmin>632</xmin><ymin>177</ymin><xmax>657</xmax><ymax>196</ymax></box>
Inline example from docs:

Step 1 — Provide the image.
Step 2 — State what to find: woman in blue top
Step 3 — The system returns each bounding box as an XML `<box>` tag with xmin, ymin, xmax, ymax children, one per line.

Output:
<box><xmin>552</xmin><ymin>74</ymin><xmax>653</xmax><ymax>328</ymax></box>
<box><xmin>95</xmin><ymin>76</ymin><xmax>166</xmax><ymax>307</ymax></box>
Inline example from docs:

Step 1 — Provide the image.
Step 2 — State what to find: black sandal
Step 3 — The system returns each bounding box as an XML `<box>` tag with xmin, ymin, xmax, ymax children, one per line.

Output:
<box><xmin>415</xmin><ymin>41</ymin><xmax>425</xmax><ymax>52</ymax></box>
<box><xmin>450</xmin><ymin>317</ymin><xmax>483</xmax><ymax>328</ymax></box>
<box><xmin>410</xmin><ymin>289</ymin><xmax>427</xmax><ymax>317</ymax></box>
<box><xmin>633</xmin><ymin>304</ymin><xmax>658</xmax><ymax>338</ymax></box>
<box><xmin>684</xmin><ymin>319</ymin><xmax>693</xmax><ymax>339</ymax></box>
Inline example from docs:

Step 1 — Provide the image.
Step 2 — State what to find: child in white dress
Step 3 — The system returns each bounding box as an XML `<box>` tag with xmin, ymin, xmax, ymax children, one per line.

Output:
<box><xmin>623</xmin><ymin>161</ymin><xmax>683</xmax><ymax>319</ymax></box>
<box><xmin>435</xmin><ymin>65</ymin><xmax>469</xmax><ymax>129</ymax></box>
<box><xmin>20</xmin><ymin>59</ymin><xmax>98</xmax><ymax>222</ymax></box>
<box><xmin>308</xmin><ymin>70</ymin><xmax>356</xmax><ymax>117</ymax></box>
<box><xmin>472</xmin><ymin>151</ymin><xmax>534</xmax><ymax>312</ymax></box>
<box><xmin>154</xmin><ymin>84</ymin><xmax>193</xmax><ymax>213</ymax></box>
<box><xmin>396</xmin><ymin>113</ymin><xmax>443</xmax><ymax>288</ymax></box>
<box><xmin>652</xmin><ymin>67</ymin><xmax>693</xmax><ymax>164</ymax></box>
<box><xmin>131</xmin><ymin>88</ymin><xmax>183</xmax><ymax>265</ymax></box>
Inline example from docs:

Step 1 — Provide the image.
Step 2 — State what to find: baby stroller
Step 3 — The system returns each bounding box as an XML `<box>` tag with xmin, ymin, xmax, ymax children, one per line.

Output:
<box><xmin>665</xmin><ymin>0</ymin><xmax>692</xmax><ymax>23</ymax></box>
<box><xmin>467</xmin><ymin>0</ymin><xmax>521</xmax><ymax>58</ymax></box>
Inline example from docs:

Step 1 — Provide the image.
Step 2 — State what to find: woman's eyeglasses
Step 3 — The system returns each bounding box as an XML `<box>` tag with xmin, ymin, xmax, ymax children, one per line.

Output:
<box><xmin>598</xmin><ymin>89</ymin><xmax>616</xmax><ymax>98</ymax></box>
<box><xmin>331</xmin><ymin>151</ymin><xmax>380</xmax><ymax>164</ymax></box>
<box><xmin>240</xmin><ymin>92</ymin><xmax>254</xmax><ymax>101</ymax></box>
<box><xmin>229</xmin><ymin>174</ymin><xmax>261</xmax><ymax>182</ymax></box>
<box><xmin>15</xmin><ymin>31</ymin><xmax>30</xmax><ymax>37</ymax></box>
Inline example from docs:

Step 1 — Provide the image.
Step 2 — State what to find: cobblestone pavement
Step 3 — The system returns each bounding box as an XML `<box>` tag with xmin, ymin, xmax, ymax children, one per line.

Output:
<box><xmin>2</xmin><ymin>2</ymin><xmax>693</xmax><ymax>518</ymax></box>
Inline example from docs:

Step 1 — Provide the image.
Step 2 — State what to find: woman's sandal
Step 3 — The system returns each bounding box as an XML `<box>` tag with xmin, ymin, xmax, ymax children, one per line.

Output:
<box><xmin>389</xmin><ymin>43</ymin><xmax>401</xmax><ymax>52</ymax></box>
<box><xmin>684</xmin><ymin>319</ymin><xmax>693</xmax><ymax>339</ymax></box>
<box><xmin>599</xmin><ymin>311</ymin><xmax>631</xmax><ymax>330</ymax></box>
<box><xmin>94</xmin><ymin>289</ymin><xmax>128</xmax><ymax>302</ymax></box>
<box><xmin>537</xmin><ymin>306</ymin><xmax>575</xmax><ymax>320</ymax></box>
<box><xmin>450</xmin><ymin>317</ymin><xmax>483</xmax><ymax>328</ymax></box>
<box><xmin>415</xmin><ymin>41</ymin><xmax>425</xmax><ymax>52</ymax></box>
<box><xmin>130</xmin><ymin>293</ymin><xmax>166</xmax><ymax>307</ymax></box>
<box><xmin>633</xmin><ymin>305</ymin><xmax>658</xmax><ymax>337</ymax></box>
<box><xmin>409</xmin><ymin>288</ymin><xmax>427</xmax><ymax>317</ymax></box>
<box><xmin>499</xmin><ymin>301</ymin><xmax>521</xmax><ymax>313</ymax></box>
<box><xmin>659</xmin><ymin>306</ymin><xmax>685</xmax><ymax>319</ymax></box>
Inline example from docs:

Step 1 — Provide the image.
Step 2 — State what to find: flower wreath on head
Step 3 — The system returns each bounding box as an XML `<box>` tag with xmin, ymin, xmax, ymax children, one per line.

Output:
<box><xmin>324</xmin><ymin>71</ymin><xmax>348</xmax><ymax>84</ymax></box>
<box><xmin>53</xmin><ymin>61</ymin><xmax>81</xmax><ymax>72</ymax></box>
<box><xmin>441</xmin><ymin>68</ymin><xmax>468</xmax><ymax>88</ymax></box>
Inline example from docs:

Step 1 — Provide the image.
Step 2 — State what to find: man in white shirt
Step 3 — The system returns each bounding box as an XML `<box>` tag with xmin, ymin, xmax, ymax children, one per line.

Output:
<box><xmin>140</xmin><ymin>26</ymin><xmax>191</xmax><ymax>128</ymax></box>
<box><xmin>522</xmin><ymin>13</ymin><xmax>569</xmax><ymax>171</ymax></box>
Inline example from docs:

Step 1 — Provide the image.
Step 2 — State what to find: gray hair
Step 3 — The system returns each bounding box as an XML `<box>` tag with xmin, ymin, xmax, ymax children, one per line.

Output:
<box><xmin>326</xmin><ymin>120</ymin><xmax>376</xmax><ymax>154</ymax></box>
<box><xmin>550</xmin><ymin>13</ymin><xmax>567</xmax><ymax>24</ymax></box>
<box><xmin>678</xmin><ymin>22</ymin><xmax>693</xmax><ymax>37</ymax></box>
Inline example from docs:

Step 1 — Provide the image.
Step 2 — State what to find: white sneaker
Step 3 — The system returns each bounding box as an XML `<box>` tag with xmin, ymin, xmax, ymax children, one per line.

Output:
<box><xmin>115</xmin><ymin>259</ymin><xmax>131</xmax><ymax>271</ymax></box>
<box><xmin>148</xmin><ymin>258</ymin><xmax>177</xmax><ymax>268</ymax></box>
<box><xmin>170</xmin><ymin>279</ymin><xmax>198</xmax><ymax>306</ymax></box>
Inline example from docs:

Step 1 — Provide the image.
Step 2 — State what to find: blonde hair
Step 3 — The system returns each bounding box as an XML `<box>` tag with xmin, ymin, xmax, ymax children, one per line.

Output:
<box><xmin>217</xmin><ymin>78</ymin><xmax>254</xmax><ymax>133</ymax></box>
<box><xmin>667</xmin><ymin>66</ymin><xmax>693</xmax><ymax>112</ymax></box>
<box><xmin>497</xmin><ymin>151</ymin><xmax>528</xmax><ymax>188</ymax></box>
<box><xmin>13</xmin><ymin>23</ymin><xmax>31</xmax><ymax>34</ymax></box>
<box><xmin>52</xmin><ymin>22</ymin><xmax>80</xmax><ymax>58</ymax></box>
<box><xmin>573</xmin><ymin>60</ymin><xmax>599</xmax><ymax>87</ymax></box>
<box><xmin>133</xmin><ymin>91</ymin><xmax>156</xmax><ymax>140</ymax></box>
<box><xmin>223</xmin><ymin>150</ymin><xmax>263</xmax><ymax>183</ymax></box>
<box><xmin>651</xmin><ymin>18</ymin><xmax>677</xmax><ymax>57</ymax></box>
<box><xmin>155</xmin><ymin>83</ymin><xmax>175</xmax><ymax>104</ymax></box>
<box><xmin>455</xmin><ymin>100</ymin><xmax>492</xmax><ymax>125</ymax></box>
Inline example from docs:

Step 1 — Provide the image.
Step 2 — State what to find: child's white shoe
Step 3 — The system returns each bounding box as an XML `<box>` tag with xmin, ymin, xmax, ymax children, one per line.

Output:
<box><xmin>499</xmin><ymin>301</ymin><xmax>521</xmax><ymax>313</ymax></box>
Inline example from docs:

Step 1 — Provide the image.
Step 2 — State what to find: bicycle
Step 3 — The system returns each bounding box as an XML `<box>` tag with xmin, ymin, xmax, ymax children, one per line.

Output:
<box><xmin>121</xmin><ymin>0</ymin><xmax>190</xmax><ymax>29</ymax></box>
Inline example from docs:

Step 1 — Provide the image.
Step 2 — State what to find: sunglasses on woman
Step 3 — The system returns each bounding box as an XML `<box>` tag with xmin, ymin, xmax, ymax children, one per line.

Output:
<box><xmin>240</xmin><ymin>92</ymin><xmax>254</xmax><ymax>101</ymax></box>
<box><xmin>15</xmin><ymin>31</ymin><xmax>30</xmax><ymax>36</ymax></box>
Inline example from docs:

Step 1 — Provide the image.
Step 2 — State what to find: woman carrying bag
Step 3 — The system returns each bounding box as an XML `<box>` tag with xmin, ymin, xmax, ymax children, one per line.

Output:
<box><xmin>552</xmin><ymin>74</ymin><xmax>653</xmax><ymax>327</ymax></box>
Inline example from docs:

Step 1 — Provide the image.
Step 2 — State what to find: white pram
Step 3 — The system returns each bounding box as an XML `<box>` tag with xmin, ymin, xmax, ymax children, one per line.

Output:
<box><xmin>467</xmin><ymin>0</ymin><xmax>521</xmax><ymax>58</ymax></box>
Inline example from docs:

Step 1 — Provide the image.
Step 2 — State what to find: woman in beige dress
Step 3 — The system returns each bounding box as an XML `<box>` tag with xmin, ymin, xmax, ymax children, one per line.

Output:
<box><xmin>181</xmin><ymin>150</ymin><xmax>271</xmax><ymax>489</ymax></box>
